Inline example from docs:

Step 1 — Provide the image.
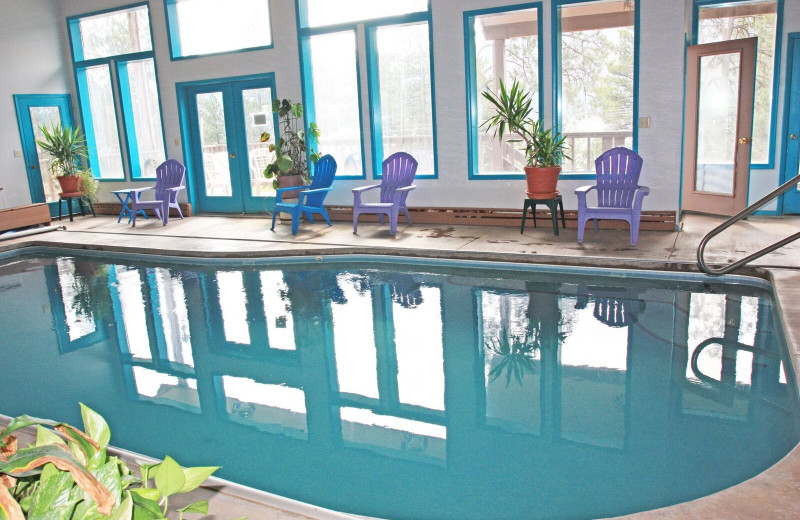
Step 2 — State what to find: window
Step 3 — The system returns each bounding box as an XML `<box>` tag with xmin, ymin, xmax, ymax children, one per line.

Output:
<box><xmin>68</xmin><ymin>4</ymin><xmax>166</xmax><ymax>180</ymax></box>
<box><xmin>695</xmin><ymin>0</ymin><xmax>781</xmax><ymax>167</ymax></box>
<box><xmin>554</xmin><ymin>0</ymin><xmax>638</xmax><ymax>174</ymax></box>
<box><xmin>297</xmin><ymin>2</ymin><xmax>437</xmax><ymax>178</ymax></box>
<box><xmin>165</xmin><ymin>0</ymin><xmax>273</xmax><ymax>59</ymax></box>
<box><xmin>465</xmin><ymin>4</ymin><xmax>543</xmax><ymax>178</ymax></box>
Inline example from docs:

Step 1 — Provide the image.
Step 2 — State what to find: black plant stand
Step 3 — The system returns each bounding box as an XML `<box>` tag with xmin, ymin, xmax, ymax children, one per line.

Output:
<box><xmin>520</xmin><ymin>195</ymin><xmax>566</xmax><ymax>235</ymax></box>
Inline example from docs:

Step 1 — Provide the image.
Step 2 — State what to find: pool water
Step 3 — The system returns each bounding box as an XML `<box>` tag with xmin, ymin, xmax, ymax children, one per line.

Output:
<box><xmin>0</xmin><ymin>252</ymin><xmax>798</xmax><ymax>520</ymax></box>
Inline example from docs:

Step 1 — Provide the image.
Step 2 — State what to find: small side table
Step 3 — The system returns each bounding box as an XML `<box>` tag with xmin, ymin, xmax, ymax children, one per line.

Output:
<box><xmin>58</xmin><ymin>192</ymin><xmax>95</xmax><ymax>222</ymax></box>
<box><xmin>521</xmin><ymin>194</ymin><xmax>566</xmax><ymax>235</ymax></box>
<box><xmin>112</xmin><ymin>188</ymin><xmax>152</xmax><ymax>223</ymax></box>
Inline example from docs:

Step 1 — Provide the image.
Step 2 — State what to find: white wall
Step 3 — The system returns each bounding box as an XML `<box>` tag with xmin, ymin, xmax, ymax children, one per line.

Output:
<box><xmin>0</xmin><ymin>0</ymin><xmax>70</xmax><ymax>210</ymax></box>
<box><xmin>0</xmin><ymin>0</ymin><xmax>790</xmax><ymax>213</ymax></box>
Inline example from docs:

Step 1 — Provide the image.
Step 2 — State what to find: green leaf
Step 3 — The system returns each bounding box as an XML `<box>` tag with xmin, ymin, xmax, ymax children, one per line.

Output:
<box><xmin>276</xmin><ymin>155</ymin><xmax>293</xmax><ymax>173</ymax></box>
<box><xmin>271</xmin><ymin>99</ymin><xmax>280</xmax><ymax>112</ymax></box>
<box><xmin>80</xmin><ymin>404</ymin><xmax>110</xmax><ymax>450</ymax></box>
<box><xmin>27</xmin><ymin>500</ymin><xmax>79</xmax><ymax>520</ymax></box>
<box><xmin>178</xmin><ymin>500</ymin><xmax>208</xmax><ymax>515</ymax></box>
<box><xmin>129</xmin><ymin>491</ymin><xmax>162</xmax><ymax>520</ymax></box>
<box><xmin>154</xmin><ymin>456</ymin><xmax>184</xmax><ymax>498</ymax></box>
<box><xmin>128</xmin><ymin>488</ymin><xmax>161</xmax><ymax>503</ymax></box>
<box><xmin>94</xmin><ymin>460</ymin><xmax>122</xmax><ymax>501</ymax></box>
<box><xmin>178</xmin><ymin>467</ymin><xmax>218</xmax><ymax>494</ymax></box>
<box><xmin>40</xmin><ymin>462</ymin><xmax>60</xmax><ymax>483</ymax></box>
<box><xmin>107</xmin><ymin>492</ymin><xmax>133</xmax><ymax>520</ymax></box>
<box><xmin>291</xmin><ymin>103</ymin><xmax>303</xmax><ymax>118</ymax></box>
<box><xmin>28</xmin><ymin>470</ymin><xmax>74</xmax><ymax>517</ymax></box>
<box><xmin>1</xmin><ymin>415</ymin><xmax>58</xmax><ymax>441</ymax></box>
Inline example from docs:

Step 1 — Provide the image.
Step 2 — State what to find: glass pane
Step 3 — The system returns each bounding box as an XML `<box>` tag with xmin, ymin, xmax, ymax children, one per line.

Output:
<box><xmin>78</xmin><ymin>6</ymin><xmax>152</xmax><ymax>60</ymax></box>
<box><xmin>695</xmin><ymin>52</ymin><xmax>740</xmax><ymax>195</ymax></box>
<box><xmin>305</xmin><ymin>0</ymin><xmax>428</xmax><ymax>28</ymax></box>
<box><xmin>84</xmin><ymin>66</ymin><xmax>124</xmax><ymax>179</ymax></box>
<box><xmin>131</xmin><ymin>366</ymin><xmax>200</xmax><ymax>412</ymax></box>
<box><xmin>474</xmin><ymin>8</ymin><xmax>540</xmax><ymax>175</ymax></box>
<box><xmin>154</xmin><ymin>268</ymin><xmax>193</xmax><ymax>367</ymax></box>
<box><xmin>309</xmin><ymin>31</ymin><xmax>363</xmax><ymax>176</ymax></box>
<box><xmin>560</xmin><ymin>0</ymin><xmax>635</xmax><ymax>173</ymax></box>
<box><xmin>260</xmin><ymin>270</ymin><xmax>294</xmax><ymax>350</ymax></box>
<box><xmin>124</xmin><ymin>59</ymin><xmax>166</xmax><ymax>179</ymax></box>
<box><xmin>376</xmin><ymin>22</ymin><xmax>435</xmax><ymax>175</ymax></box>
<box><xmin>29</xmin><ymin>106</ymin><xmax>63</xmax><ymax>203</ymax></box>
<box><xmin>196</xmin><ymin>91</ymin><xmax>232</xmax><ymax>197</ymax></box>
<box><xmin>698</xmin><ymin>1</ymin><xmax>777</xmax><ymax>164</ymax></box>
<box><xmin>221</xmin><ymin>376</ymin><xmax>307</xmax><ymax>438</ymax></box>
<box><xmin>56</xmin><ymin>258</ymin><xmax>97</xmax><ymax>342</ymax></box>
<box><xmin>217</xmin><ymin>271</ymin><xmax>250</xmax><ymax>345</ymax></box>
<box><xmin>115</xmin><ymin>266</ymin><xmax>151</xmax><ymax>360</ymax></box>
<box><xmin>241</xmin><ymin>87</ymin><xmax>275</xmax><ymax>197</ymax></box>
<box><xmin>174</xmin><ymin>0</ymin><xmax>272</xmax><ymax>56</ymax></box>
<box><xmin>332</xmin><ymin>275</ymin><xmax>379</xmax><ymax>399</ymax></box>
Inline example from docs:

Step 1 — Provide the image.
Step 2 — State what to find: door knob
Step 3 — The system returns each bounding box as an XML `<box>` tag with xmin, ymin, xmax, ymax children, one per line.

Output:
<box><xmin>791</xmin><ymin>134</ymin><xmax>798</xmax><ymax>140</ymax></box>
<box><xmin>738</xmin><ymin>137</ymin><xmax>751</xmax><ymax>144</ymax></box>
<box><xmin>31</xmin><ymin>165</ymin><xmax>38</xmax><ymax>170</ymax></box>
<box><xmin>229</xmin><ymin>153</ymin><xmax>236</xmax><ymax>159</ymax></box>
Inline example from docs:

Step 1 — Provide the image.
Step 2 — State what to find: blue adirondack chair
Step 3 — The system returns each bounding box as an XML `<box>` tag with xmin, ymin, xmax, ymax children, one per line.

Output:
<box><xmin>271</xmin><ymin>154</ymin><xmax>337</xmax><ymax>235</ymax></box>
<box><xmin>575</xmin><ymin>147</ymin><xmax>649</xmax><ymax>246</ymax></box>
<box><xmin>130</xmin><ymin>159</ymin><xmax>186</xmax><ymax>227</ymax></box>
<box><xmin>352</xmin><ymin>152</ymin><xmax>418</xmax><ymax>235</ymax></box>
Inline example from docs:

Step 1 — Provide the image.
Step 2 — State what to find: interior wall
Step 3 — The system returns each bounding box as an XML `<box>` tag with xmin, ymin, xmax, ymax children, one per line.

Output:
<box><xmin>0</xmin><ymin>0</ymin><xmax>70</xmax><ymax>210</ymax></box>
<box><xmin>32</xmin><ymin>0</ymin><xmax>799</xmax><ymax>214</ymax></box>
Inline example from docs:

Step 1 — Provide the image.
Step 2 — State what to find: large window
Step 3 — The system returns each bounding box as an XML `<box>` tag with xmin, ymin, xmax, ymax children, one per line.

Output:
<box><xmin>165</xmin><ymin>0</ymin><xmax>273</xmax><ymax>59</ymax></box>
<box><xmin>68</xmin><ymin>4</ymin><xmax>166</xmax><ymax>180</ymax></box>
<box><xmin>465</xmin><ymin>4</ymin><xmax>543</xmax><ymax>178</ymax></box>
<box><xmin>695</xmin><ymin>0</ymin><xmax>781</xmax><ymax>168</ymax></box>
<box><xmin>554</xmin><ymin>0</ymin><xmax>638</xmax><ymax>174</ymax></box>
<box><xmin>298</xmin><ymin>2</ymin><xmax>437</xmax><ymax>179</ymax></box>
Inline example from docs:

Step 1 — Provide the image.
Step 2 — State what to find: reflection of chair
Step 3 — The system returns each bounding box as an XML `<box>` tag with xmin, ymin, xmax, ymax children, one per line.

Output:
<box><xmin>270</xmin><ymin>155</ymin><xmax>337</xmax><ymax>235</ymax></box>
<box><xmin>203</xmin><ymin>154</ymin><xmax>229</xmax><ymax>196</ymax></box>
<box><xmin>131</xmin><ymin>160</ymin><xmax>185</xmax><ymax>227</ymax></box>
<box><xmin>353</xmin><ymin>152</ymin><xmax>418</xmax><ymax>236</ymax></box>
<box><xmin>249</xmin><ymin>147</ymin><xmax>274</xmax><ymax>196</ymax></box>
<box><xmin>576</xmin><ymin>286</ymin><xmax>646</xmax><ymax>328</ymax></box>
<box><xmin>575</xmin><ymin>147</ymin><xmax>649</xmax><ymax>246</ymax></box>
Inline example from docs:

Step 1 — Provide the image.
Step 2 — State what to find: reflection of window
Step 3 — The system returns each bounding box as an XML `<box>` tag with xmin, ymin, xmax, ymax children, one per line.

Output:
<box><xmin>332</xmin><ymin>275</ymin><xmax>379</xmax><ymax>398</ymax></box>
<box><xmin>68</xmin><ymin>4</ymin><xmax>166</xmax><ymax>179</ymax></box>
<box><xmin>217</xmin><ymin>271</ymin><xmax>251</xmax><ymax>345</ymax></box>
<box><xmin>56</xmin><ymin>258</ymin><xmax>97</xmax><ymax>342</ymax></box>
<box><xmin>219</xmin><ymin>376</ymin><xmax>307</xmax><ymax>439</ymax></box>
<box><xmin>115</xmin><ymin>265</ymin><xmax>152</xmax><ymax>360</ymax></box>
<box><xmin>340</xmin><ymin>407</ymin><xmax>445</xmax><ymax>462</ymax></box>
<box><xmin>260</xmin><ymin>270</ymin><xmax>295</xmax><ymax>351</ymax></box>
<box><xmin>555</xmin><ymin>0</ymin><xmax>637</xmax><ymax>173</ymax></box>
<box><xmin>131</xmin><ymin>366</ymin><xmax>200</xmax><ymax>413</ymax></box>
<box><xmin>165</xmin><ymin>0</ymin><xmax>273</xmax><ymax>59</ymax></box>
<box><xmin>466</xmin><ymin>5</ymin><xmax>543</xmax><ymax>177</ymax></box>
<box><xmin>155</xmin><ymin>268</ymin><xmax>193</xmax><ymax>367</ymax></box>
<box><xmin>696</xmin><ymin>0</ymin><xmax>780</xmax><ymax>166</ymax></box>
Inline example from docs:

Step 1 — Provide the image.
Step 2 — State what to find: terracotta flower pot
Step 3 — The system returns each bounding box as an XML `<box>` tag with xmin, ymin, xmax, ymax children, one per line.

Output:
<box><xmin>524</xmin><ymin>166</ymin><xmax>561</xmax><ymax>199</ymax></box>
<box><xmin>276</xmin><ymin>174</ymin><xmax>306</xmax><ymax>199</ymax></box>
<box><xmin>56</xmin><ymin>175</ymin><xmax>80</xmax><ymax>194</ymax></box>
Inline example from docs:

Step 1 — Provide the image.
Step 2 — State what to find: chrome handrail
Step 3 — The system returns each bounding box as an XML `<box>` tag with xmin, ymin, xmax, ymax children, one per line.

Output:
<box><xmin>697</xmin><ymin>173</ymin><xmax>800</xmax><ymax>275</ymax></box>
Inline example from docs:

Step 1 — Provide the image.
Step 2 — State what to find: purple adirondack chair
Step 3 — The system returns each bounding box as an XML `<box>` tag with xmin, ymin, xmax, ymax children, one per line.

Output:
<box><xmin>352</xmin><ymin>152</ymin><xmax>418</xmax><ymax>235</ymax></box>
<box><xmin>575</xmin><ymin>147</ymin><xmax>649</xmax><ymax>246</ymax></box>
<box><xmin>130</xmin><ymin>159</ymin><xmax>186</xmax><ymax>227</ymax></box>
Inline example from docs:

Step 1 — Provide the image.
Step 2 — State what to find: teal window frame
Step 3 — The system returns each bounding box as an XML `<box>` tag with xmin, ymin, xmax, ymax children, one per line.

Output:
<box><xmin>552</xmin><ymin>0</ymin><xmax>640</xmax><ymax>181</ymax></box>
<box><xmin>164</xmin><ymin>0</ymin><xmax>275</xmax><ymax>61</ymax></box>
<box><xmin>67</xmin><ymin>2</ymin><xmax>167</xmax><ymax>181</ymax></box>
<box><xmin>692</xmin><ymin>0</ymin><xmax>784</xmax><ymax>170</ymax></box>
<box><xmin>464</xmin><ymin>2</ymin><xmax>544</xmax><ymax>181</ymax></box>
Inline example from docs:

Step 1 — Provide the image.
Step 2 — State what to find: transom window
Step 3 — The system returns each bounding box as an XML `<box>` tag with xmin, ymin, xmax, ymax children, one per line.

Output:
<box><xmin>300</xmin><ymin>0</ymin><xmax>428</xmax><ymax>28</ymax></box>
<box><xmin>165</xmin><ymin>0</ymin><xmax>273</xmax><ymax>59</ymax></box>
<box><xmin>68</xmin><ymin>3</ymin><xmax>166</xmax><ymax>180</ymax></box>
<box><xmin>695</xmin><ymin>0</ymin><xmax>781</xmax><ymax>168</ymax></box>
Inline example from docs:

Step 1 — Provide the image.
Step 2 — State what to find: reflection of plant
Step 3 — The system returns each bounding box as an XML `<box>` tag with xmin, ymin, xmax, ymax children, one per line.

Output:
<box><xmin>69</xmin><ymin>262</ymin><xmax>112</xmax><ymax>322</ymax></box>
<box><xmin>486</xmin><ymin>326</ymin><xmax>541</xmax><ymax>386</ymax></box>
<box><xmin>0</xmin><ymin>404</ymin><xmax>224</xmax><ymax>520</ymax></box>
<box><xmin>260</xmin><ymin>99</ymin><xmax>321</xmax><ymax>189</ymax></box>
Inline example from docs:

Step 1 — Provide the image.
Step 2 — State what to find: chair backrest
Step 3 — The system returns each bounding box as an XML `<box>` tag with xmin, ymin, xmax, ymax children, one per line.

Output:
<box><xmin>594</xmin><ymin>147</ymin><xmax>643</xmax><ymax>209</ymax></box>
<box><xmin>154</xmin><ymin>159</ymin><xmax>186</xmax><ymax>201</ymax></box>
<box><xmin>379</xmin><ymin>152</ymin><xmax>418</xmax><ymax>205</ymax></box>
<box><xmin>305</xmin><ymin>155</ymin><xmax>337</xmax><ymax>207</ymax></box>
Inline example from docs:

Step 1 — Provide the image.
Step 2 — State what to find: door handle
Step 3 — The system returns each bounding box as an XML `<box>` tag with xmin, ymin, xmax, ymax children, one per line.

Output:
<box><xmin>31</xmin><ymin>165</ymin><xmax>38</xmax><ymax>170</ymax></box>
<box><xmin>738</xmin><ymin>137</ymin><xmax>751</xmax><ymax>144</ymax></box>
<box><xmin>229</xmin><ymin>153</ymin><xmax>236</xmax><ymax>159</ymax></box>
<box><xmin>791</xmin><ymin>134</ymin><xmax>798</xmax><ymax>141</ymax></box>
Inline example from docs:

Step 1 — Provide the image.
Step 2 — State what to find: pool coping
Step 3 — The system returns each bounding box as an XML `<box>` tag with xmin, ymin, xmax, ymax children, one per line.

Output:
<box><xmin>1</xmin><ymin>240</ymin><xmax>799</xmax><ymax>519</ymax></box>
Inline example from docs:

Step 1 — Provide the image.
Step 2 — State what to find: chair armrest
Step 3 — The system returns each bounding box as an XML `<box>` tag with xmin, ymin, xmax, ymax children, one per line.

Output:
<box><xmin>275</xmin><ymin>185</ymin><xmax>308</xmax><ymax>204</ymax></box>
<box><xmin>352</xmin><ymin>184</ymin><xmax>381</xmax><ymax>193</ymax></box>
<box><xmin>633</xmin><ymin>186</ymin><xmax>650</xmax><ymax>210</ymax></box>
<box><xmin>395</xmin><ymin>185</ymin><xmax>416</xmax><ymax>192</ymax></box>
<box><xmin>165</xmin><ymin>186</ymin><xmax>185</xmax><ymax>192</ymax></box>
<box><xmin>574</xmin><ymin>185</ymin><xmax>596</xmax><ymax>194</ymax></box>
<box><xmin>392</xmin><ymin>184</ymin><xmax>416</xmax><ymax>202</ymax></box>
<box><xmin>574</xmin><ymin>185</ymin><xmax>596</xmax><ymax>211</ymax></box>
<box><xmin>298</xmin><ymin>187</ymin><xmax>332</xmax><ymax>205</ymax></box>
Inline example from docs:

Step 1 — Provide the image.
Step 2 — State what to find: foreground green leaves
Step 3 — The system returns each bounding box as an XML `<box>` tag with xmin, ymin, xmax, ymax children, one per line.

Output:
<box><xmin>0</xmin><ymin>405</ymin><xmax>228</xmax><ymax>520</ymax></box>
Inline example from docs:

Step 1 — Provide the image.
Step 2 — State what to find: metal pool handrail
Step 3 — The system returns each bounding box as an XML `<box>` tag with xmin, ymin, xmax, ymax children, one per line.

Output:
<box><xmin>697</xmin><ymin>173</ymin><xmax>800</xmax><ymax>275</ymax></box>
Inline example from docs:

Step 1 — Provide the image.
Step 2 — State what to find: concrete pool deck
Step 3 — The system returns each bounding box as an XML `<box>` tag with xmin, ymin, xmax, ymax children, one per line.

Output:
<box><xmin>1</xmin><ymin>212</ymin><xmax>799</xmax><ymax>519</ymax></box>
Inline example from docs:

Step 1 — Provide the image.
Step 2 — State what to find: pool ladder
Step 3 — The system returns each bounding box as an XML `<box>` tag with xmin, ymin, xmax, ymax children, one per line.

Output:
<box><xmin>697</xmin><ymin>173</ymin><xmax>800</xmax><ymax>275</ymax></box>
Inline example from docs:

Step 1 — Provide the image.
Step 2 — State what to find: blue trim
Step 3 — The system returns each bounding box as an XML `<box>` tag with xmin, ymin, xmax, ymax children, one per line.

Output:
<box><xmin>163</xmin><ymin>0</ymin><xmax>274</xmax><ymax>60</ymax></box>
<box><xmin>692</xmin><ymin>0</ymin><xmax>784</xmax><ymax>170</ymax></box>
<box><xmin>552</xmin><ymin>0</ymin><xmax>640</xmax><ymax>178</ymax></box>
<box><xmin>365</xmin><ymin>13</ymin><xmax>438</xmax><ymax>179</ymax></box>
<box><xmin>463</xmin><ymin>3</ymin><xmax>544</xmax><ymax>180</ymax></box>
<box><xmin>678</xmin><ymin>35</ymin><xmax>690</xmax><ymax>225</ymax></box>
<box><xmin>779</xmin><ymin>32</ymin><xmax>800</xmax><ymax>214</ymax></box>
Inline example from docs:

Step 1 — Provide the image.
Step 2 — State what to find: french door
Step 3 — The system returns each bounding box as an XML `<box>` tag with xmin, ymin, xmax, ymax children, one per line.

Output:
<box><xmin>13</xmin><ymin>94</ymin><xmax>75</xmax><ymax>216</ymax></box>
<box><xmin>183</xmin><ymin>75</ymin><xmax>278</xmax><ymax>213</ymax></box>
<box><xmin>782</xmin><ymin>33</ymin><xmax>800</xmax><ymax>214</ymax></box>
<box><xmin>682</xmin><ymin>38</ymin><xmax>756</xmax><ymax>216</ymax></box>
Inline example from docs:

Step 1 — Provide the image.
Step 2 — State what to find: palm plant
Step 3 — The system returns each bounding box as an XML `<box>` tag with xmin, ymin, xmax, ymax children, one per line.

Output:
<box><xmin>35</xmin><ymin>124</ymin><xmax>88</xmax><ymax>178</ymax></box>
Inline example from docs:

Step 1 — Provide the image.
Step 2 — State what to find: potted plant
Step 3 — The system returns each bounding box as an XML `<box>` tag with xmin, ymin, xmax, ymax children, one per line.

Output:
<box><xmin>482</xmin><ymin>79</ymin><xmax>570</xmax><ymax>198</ymax></box>
<box><xmin>35</xmin><ymin>124</ymin><xmax>89</xmax><ymax>195</ymax></box>
<box><xmin>261</xmin><ymin>98</ymin><xmax>321</xmax><ymax>200</ymax></box>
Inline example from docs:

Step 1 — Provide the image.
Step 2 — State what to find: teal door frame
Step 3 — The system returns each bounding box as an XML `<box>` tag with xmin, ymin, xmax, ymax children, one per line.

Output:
<box><xmin>13</xmin><ymin>94</ymin><xmax>75</xmax><ymax>216</ymax></box>
<box><xmin>178</xmin><ymin>74</ymin><xmax>278</xmax><ymax>214</ymax></box>
<box><xmin>781</xmin><ymin>33</ymin><xmax>800</xmax><ymax>214</ymax></box>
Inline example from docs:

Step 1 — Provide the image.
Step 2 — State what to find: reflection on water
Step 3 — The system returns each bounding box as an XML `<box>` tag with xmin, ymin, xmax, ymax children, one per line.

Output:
<box><xmin>0</xmin><ymin>254</ymin><xmax>798</xmax><ymax>520</ymax></box>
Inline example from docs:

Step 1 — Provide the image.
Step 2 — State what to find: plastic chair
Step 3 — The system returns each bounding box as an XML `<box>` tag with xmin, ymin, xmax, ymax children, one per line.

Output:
<box><xmin>352</xmin><ymin>152</ymin><xmax>418</xmax><ymax>236</ymax></box>
<box><xmin>131</xmin><ymin>159</ymin><xmax>185</xmax><ymax>227</ymax></box>
<box><xmin>271</xmin><ymin>155</ymin><xmax>337</xmax><ymax>235</ymax></box>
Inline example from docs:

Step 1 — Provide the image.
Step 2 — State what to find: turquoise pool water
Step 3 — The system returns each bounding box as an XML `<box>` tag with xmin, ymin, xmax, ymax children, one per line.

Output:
<box><xmin>0</xmin><ymin>252</ymin><xmax>798</xmax><ymax>520</ymax></box>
